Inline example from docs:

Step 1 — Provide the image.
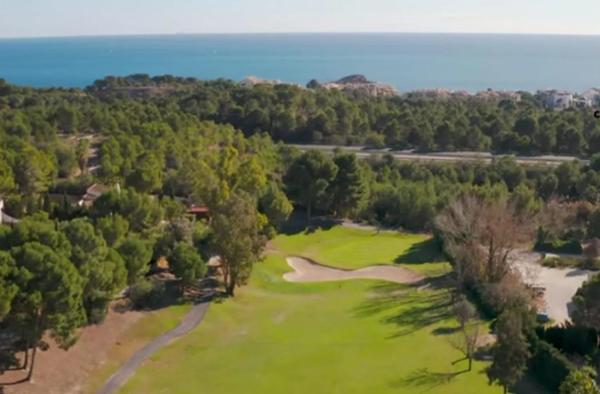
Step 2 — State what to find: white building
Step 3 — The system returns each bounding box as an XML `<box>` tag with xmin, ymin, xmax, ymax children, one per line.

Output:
<box><xmin>0</xmin><ymin>198</ymin><xmax>19</xmax><ymax>226</ymax></box>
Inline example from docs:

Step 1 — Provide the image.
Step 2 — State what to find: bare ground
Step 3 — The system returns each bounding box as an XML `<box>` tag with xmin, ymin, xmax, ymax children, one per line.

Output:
<box><xmin>1</xmin><ymin>306</ymin><xmax>146</xmax><ymax>394</ymax></box>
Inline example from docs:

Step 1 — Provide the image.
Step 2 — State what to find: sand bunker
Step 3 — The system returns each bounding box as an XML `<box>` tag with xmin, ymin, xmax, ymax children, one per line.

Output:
<box><xmin>284</xmin><ymin>257</ymin><xmax>424</xmax><ymax>284</ymax></box>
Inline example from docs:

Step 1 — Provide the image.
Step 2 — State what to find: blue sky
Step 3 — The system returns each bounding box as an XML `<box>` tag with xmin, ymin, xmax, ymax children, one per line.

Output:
<box><xmin>1</xmin><ymin>0</ymin><xmax>598</xmax><ymax>38</ymax></box>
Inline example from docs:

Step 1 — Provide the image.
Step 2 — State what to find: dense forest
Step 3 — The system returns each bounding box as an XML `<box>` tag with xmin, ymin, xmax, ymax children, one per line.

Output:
<box><xmin>1</xmin><ymin>75</ymin><xmax>600</xmax><ymax>389</ymax></box>
<box><xmin>86</xmin><ymin>74</ymin><xmax>600</xmax><ymax>155</ymax></box>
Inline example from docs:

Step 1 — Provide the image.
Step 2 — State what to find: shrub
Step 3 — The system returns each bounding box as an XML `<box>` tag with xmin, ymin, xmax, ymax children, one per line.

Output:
<box><xmin>536</xmin><ymin>326</ymin><xmax>598</xmax><ymax>357</ymax></box>
<box><xmin>529</xmin><ymin>340</ymin><xmax>576</xmax><ymax>392</ymax></box>
<box><xmin>542</xmin><ymin>256</ymin><xmax>579</xmax><ymax>268</ymax></box>
<box><xmin>535</xmin><ymin>239</ymin><xmax>583</xmax><ymax>254</ymax></box>
<box><xmin>128</xmin><ymin>279</ymin><xmax>166</xmax><ymax>309</ymax></box>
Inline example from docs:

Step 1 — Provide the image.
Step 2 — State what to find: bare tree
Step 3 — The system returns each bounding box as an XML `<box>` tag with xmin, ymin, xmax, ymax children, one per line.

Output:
<box><xmin>453</xmin><ymin>295</ymin><xmax>476</xmax><ymax>329</ymax></box>
<box><xmin>435</xmin><ymin>194</ymin><xmax>534</xmax><ymax>287</ymax></box>
<box><xmin>449</xmin><ymin>322</ymin><xmax>481</xmax><ymax>372</ymax></box>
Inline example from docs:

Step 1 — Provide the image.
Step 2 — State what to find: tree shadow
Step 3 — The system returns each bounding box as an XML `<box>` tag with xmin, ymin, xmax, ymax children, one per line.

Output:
<box><xmin>431</xmin><ymin>326</ymin><xmax>461</xmax><ymax>336</ymax></box>
<box><xmin>279</xmin><ymin>211</ymin><xmax>342</xmax><ymax>235</ymax></box>
<box><xmin>389</xmin><ymin>367</ymin><xmax>467</xmax><ymax>392</ymax></box>
<box><xmin>394</xmin><ymin>238</ymin><xmax>446</xmax><ymax>264</ymax></box>
<box><xmin>354</xmin><ymin>282</ymin><xmax>453</xmax><ymax>337</ymax></box>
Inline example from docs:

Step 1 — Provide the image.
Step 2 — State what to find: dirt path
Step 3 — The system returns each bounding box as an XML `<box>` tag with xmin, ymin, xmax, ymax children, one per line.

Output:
<box><xmin>283</xmin><ymin>256</ymin><xmax>424</xmax><ymax>284</ymax></box>
<box><xmin>96</xmin><ymin>300</ymin><xmax>211</xmax><ymax>394</ymax></box>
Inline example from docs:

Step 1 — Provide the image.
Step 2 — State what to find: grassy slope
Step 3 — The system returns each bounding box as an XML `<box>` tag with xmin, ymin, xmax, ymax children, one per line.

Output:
<box><xmin>120</xmin><ymin>227</ymin><xmax>500</xmax><ymax>394</ymax></box>
<box><xmin>274</xmin><ymin>226</ymin><xmax>450</xmax><ymax>276</ymax></box>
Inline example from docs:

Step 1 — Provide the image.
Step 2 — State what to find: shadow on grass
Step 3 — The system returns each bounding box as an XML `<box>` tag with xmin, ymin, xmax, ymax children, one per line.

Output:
<box><xmin>279</xmin><ymin>211</ymin><xmax>342</xmax><ymax>235</ymax></box>
<box><xmin>431</xmin><ymin>326</ymin><xmax>461</xmax><ymax>336</ymax></box>
<box><xmin>354</xmin><ymin>282</ymin><xmax>453</xmax><ymax>337</ymax></box>
<box><xmin>113</xmin><ymin>275</ymin><xmax>219</xmax><ymax>314</ymax></box>
<box><xmin>389</xmin><ymin>368</ymin><xmax>467</xmax><ymax>392</ymax></box>
<box><xmin>394</xmin><ymin>238</ymin><xmax>446</xmax><ymax>264</ymax></box>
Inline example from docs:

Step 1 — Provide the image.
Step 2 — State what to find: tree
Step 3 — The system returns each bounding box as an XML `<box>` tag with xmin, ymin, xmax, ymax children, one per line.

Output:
<box><xmin>96</xmin><ymin>214</ymin><xmax>129</xmax><ymax>247</ymax></box>
<box><xmin>0</xmin><ymin>251</ymin><xmax>18</xmax><ymax>320</ymax></box>
<box><xmin>168</xmin><ymin>242</ymin><xmax>206</xmax><ymax>289</ymax></box>
<box><xmin>62</xmin><ymin>218</ymin><xmax>127</xmax><ymax>322</ymax></box>
<box><xmin>487</xmin><ymin>307</ymin><xmax>531</xmax><ymax>393</ymax></box>
<box><xmin>450</xmin><ymin>322</ymin><xmax>481</xmax><ymax>372</ymax></box>
<box><xmin>210</xmin><ymin>192</ymin><xmax>265</xmax><ymax>296</ymax></box>
<box><xmin>13</xmin><ymin>146</ymin><xmax>56</xmax><ymax>196</ymax></box>
<box><xmin>259</xmin><ymin>182</ymin><xmax>293</xmax><ymax>231</ymax></box>
<box><xmin>435</xmin><ymin>194</ymin><xmax>533</xmax><ymax>287</ymax></box>
<box><xmin>572</xmin><ymin>274</ymin><xmax>600</xmax><ymax>330</ymax></box>
<box><xmin>8</xmin><ymin>242</ymin><xmax>86</xmax><ymax>380</ymax></box>
<box><xmin>559</xmin><ymin>369</ymin><xmax>599</xmax><ymax>394</ymax></box>
<box><xmin>329</xmin><ymin>153</ymin><xmax>367</xmax><ymax>217</ymax></box>
<box><xmin>118</xmin><ymin>238</ymin><xmax>154</xmax><ymax>285</ymax></box>
<box><xmin>75</xmin><ymin>138</ymin><xmax>91</xmax><ymax>174</ymax></box>
<box><xmin>454</xmin><ymin>295</ymin><xmax>476</xmax><ymax>329</ymax></box>
<box><xmin>285</xmin><ymin>151</ymin><xmax>338</xmax><ymax>219</ymax></box>
<box><xmin>127</xmin><ymin>152</ymin><xmax>163</xmax><ymax>193</ymax></box>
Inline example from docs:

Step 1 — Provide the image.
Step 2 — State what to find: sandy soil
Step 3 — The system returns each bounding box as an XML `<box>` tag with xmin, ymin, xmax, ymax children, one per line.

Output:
<box><xmin>283</xmin><ymin>256</ymin><xmax>424</xmax><ymax>284</ymax></box>
<box><xmin>1</xmin><ymin>306</ymin><xmax>145</xmax><ymax>394</ymax></box>
<box><xmin>511</xmin><ymin>251</ymin><xmax>593</xmax><ymax>324</ymax></box>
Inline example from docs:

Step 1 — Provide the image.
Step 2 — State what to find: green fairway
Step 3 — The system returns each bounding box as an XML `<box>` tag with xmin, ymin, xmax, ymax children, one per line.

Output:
<box><xmin>274</xmin><ymin>226</ymin><xmax>450</xmax><ymax>276</ymax></box>
<box><xmin>120</xmin><ymin>226</ymin><xmax>500</xmax><ymax>394</ymax></box>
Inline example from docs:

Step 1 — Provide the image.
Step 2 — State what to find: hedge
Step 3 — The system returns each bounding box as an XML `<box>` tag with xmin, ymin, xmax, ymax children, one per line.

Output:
<box><xmin>529</xmin><ymin>340</ymin><xmax>576</xmax><ymax>393</ymax></box>
<box><xmin>535</xmin><ymin>326</ymin><xmax>599</xmax><ymax>357</ymax></box>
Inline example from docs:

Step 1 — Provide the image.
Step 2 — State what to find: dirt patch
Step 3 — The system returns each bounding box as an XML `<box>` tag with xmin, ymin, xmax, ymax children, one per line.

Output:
<box><xmin>2</xmin><ymin>305</ymin><xmax>146</xmax><ymax>394</ymax></box>
<box><xmin>283</xmin><ymin>257</ymin><xmax>424</xmax><ymax>284</ymax></box>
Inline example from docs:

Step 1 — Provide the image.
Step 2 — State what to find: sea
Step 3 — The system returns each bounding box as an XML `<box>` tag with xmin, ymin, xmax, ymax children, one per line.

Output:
<box><xmin>1</xmin><ymin>33</ymin><xmax>600</xmax><ymax>92</ymax></box>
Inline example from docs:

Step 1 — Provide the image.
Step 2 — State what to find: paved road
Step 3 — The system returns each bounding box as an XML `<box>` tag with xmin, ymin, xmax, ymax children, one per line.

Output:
<box><xmin>96</xmin><ymin>300</ymin><xmax>211</xmax><ymax>394</ymax></box>
<box><xmin>512</xmin><ymin>251</ymin><xmax>592</xmax><ymax>323</ymax></box>
<box><xmin>289</xmin><ymin>144</ymin><xmax>589</xmax><ymax>167</ymax></box>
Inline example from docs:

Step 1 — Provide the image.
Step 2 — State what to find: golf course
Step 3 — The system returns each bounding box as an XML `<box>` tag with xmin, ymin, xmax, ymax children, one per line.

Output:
<box><xmin>117</xmin><ymin>226</ymin><xmax>501</xmax><ymax>394</ymax></box>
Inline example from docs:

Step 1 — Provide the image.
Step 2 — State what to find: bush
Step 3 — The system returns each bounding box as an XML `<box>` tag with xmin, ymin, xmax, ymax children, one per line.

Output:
<box><xmin>128</xmin><ymin>279</ymin><xmax>166</xmax><ymax>309</ymax></box>
<box><xmin>581</xmin><ymin>258</ymin><xmax>600</xmax><ymax>271</ymax></box>
<box><xmin>536</xmin><ymin>326</ymin><xmax>598</xmax><ymax>357</ymax></box>
<box><xmin>529</xmin><ymin>340</ymin><xmax>576</xmax><ymax>392</ymax></box>
<box><xmin>535</xmin><ymin>239</ymin><xmax>583</xmax><ymax>254</ymax></box>
<box><xmin>542</xmin><ymin>256</ymin><xmax>579</xmax><ymax>268</ymax></box>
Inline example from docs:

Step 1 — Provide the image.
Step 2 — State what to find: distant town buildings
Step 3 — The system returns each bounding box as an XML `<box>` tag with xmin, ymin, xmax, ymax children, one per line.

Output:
<box><xmin>536</xmin><ymin>88</ymin><xmax>600</xmax><ymax>109</ymax></box>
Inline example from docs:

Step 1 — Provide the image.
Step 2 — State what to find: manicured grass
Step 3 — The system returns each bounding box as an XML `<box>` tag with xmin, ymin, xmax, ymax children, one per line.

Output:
<box><xmin>119</xmin><ymin>227</ymin><xmax>500</xmax><ymax>394</ymax></box>
<box><xmin>84</xmin><ymin>304</ymin><xmax>191</xmax><ymax>394</ymax></box>
<box><xmin>274</xmin><ymin>226</ymin><xmax>451</xmax><ymax>277</ymax></box>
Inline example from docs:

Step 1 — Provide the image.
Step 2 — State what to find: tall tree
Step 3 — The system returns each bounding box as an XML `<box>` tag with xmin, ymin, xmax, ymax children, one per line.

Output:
<box><xmin>118</xmin><ymin>237</ymin><xmax>154</xmax><ymax>285</ymax></box>
<box><xmin>62</xmin><ymin>218</ymin><xmax>127</xmax><ymax>322</ymax></box>
<box><xmin>210</xmin><ymin>192</ymin><xmax>265</xmax><ymax>296</ymax></box>
<box><xmin>285</xmin><ymin>151</ymin><xmax>338</xmax><ymax>219</ymax></box>
<box><xmin>8</xmin><ymin>242</ymin><xmax>86</xmax><ymax>380</ymax></box>
<box><xmin>487</xmin><ymin>307</ymin><xmax>531</xmax><ymax>393</ymax></box>
<box><xmin>329</xmin><ymin>153</ymin><xmax>367</xmax><ymax>217</ymax></box>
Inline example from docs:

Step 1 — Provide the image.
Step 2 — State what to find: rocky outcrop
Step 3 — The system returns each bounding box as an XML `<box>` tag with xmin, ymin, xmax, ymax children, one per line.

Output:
<box><xmin>322</xmin><ymin>75</ymin><xmax>397</xmax><ymax>97</ymax></box>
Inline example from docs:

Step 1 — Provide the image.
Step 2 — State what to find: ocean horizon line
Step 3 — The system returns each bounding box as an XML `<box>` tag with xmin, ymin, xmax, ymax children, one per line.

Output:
<box><xmin>3</xmin><ymin>30</ymin><xmax>600</xmax><ymax>41</ymax></box>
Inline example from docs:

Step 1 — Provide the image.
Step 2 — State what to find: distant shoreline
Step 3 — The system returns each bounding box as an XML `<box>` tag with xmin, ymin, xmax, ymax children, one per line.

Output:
<box><xmin>4</xmin><ymin>31</ymin><xmax>600</xmax><ymax>41</ymax></box>
<box><xmin>2</xmin><ymin>33</ymin><xmax>599</xmax><ymax>91</ymax></box>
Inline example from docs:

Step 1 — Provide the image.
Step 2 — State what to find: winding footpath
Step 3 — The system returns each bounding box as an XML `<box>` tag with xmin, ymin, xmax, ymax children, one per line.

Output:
<box><xmin>97</xmin><ymin>257</ymin><xmax>420</xmax><ymax>394</ymax></box>
<box><xmin>96</xmin><ymin>298</ymin><xmax>211</xmax><ymax>394</ymax></box>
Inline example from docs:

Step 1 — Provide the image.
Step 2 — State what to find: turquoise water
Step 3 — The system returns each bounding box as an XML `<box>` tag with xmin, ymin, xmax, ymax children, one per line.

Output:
<box><xmin>1</xmin><ymin>33</ymin><xmax>600</xmax><ymax>91</ymax></box>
